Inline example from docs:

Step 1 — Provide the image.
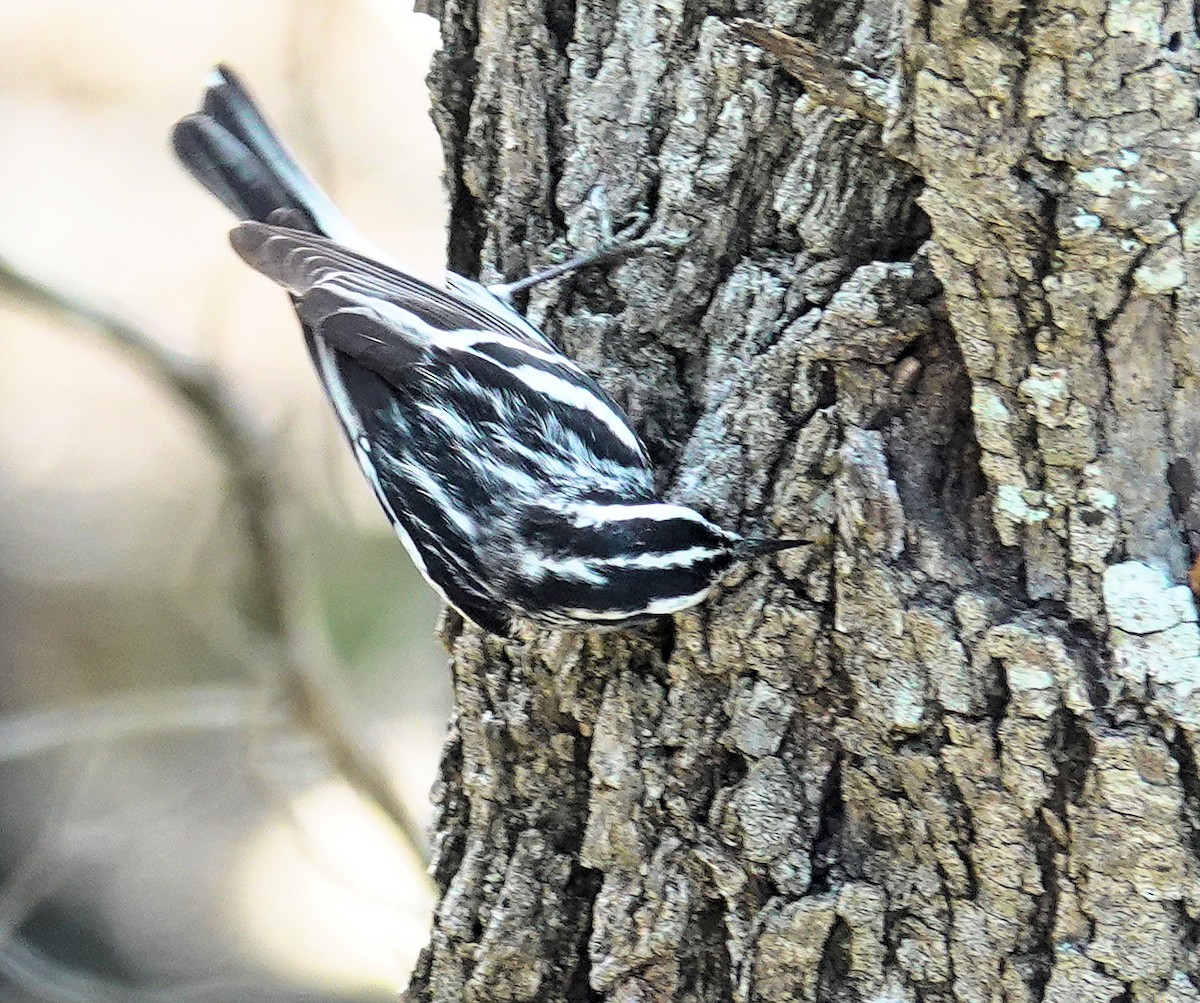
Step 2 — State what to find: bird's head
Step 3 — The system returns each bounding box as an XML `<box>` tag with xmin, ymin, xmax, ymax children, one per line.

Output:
<box><xmin>512</xmin><ymin>500</ymin><xmax>802</xmax><ymax>627</ymax></box>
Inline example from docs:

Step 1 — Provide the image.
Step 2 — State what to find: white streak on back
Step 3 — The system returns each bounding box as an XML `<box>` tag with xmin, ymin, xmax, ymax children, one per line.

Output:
<box><xmin>415</xmin><ymin>401</ymin><xmax>477</xmax><ymax>443</ymax></box>
<box><xmin>504</xmin><ymin>364</ymin><xmax>643</xmax><ymax>455</ymax></box>
<box><xmin>311</xmin><ymin>293</ymin><xmax>645</xmax><ymax>460</ymax></box>
<box><xmin>374</xmin><ymin>450</ymin><xmax>477</xmax><ymax>539</ymax></box>
<box><xmin>594</xmin><ymin>546</ymin><xmax>724</xmax><ymax>570</ymax></box>
<box><xmin>520</xmin><ymin>553</ymin><xmax>607</xmax><ymax>585</ymax></box>
<box><xmin>565</xmin><ymin>501</ymin><xmax>724</xmax><ymax>533</ymax></box>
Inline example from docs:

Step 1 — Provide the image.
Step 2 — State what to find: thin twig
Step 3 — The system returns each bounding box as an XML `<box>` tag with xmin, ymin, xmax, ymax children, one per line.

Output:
<box><xmin>0</xmin><ymin>257</ymin><xmax>284</xmax><ymax>632</ymax></box>
<box><xmin>0</xmin><ymin>748</ymin><xmax>107</xmax><ymax>953</ymax></box>
<box><xmin>0</xmin><ymin>934</ymin><xmax>316</xmax><ymax>1003</ymax></box>
<box><xmin>0</xmin><ymin>254</ymin><xmax>430</xmax><ymax>865</ymax></box>
<box><xmin>733</xmin><ymin>19</ymin><xmax>892</xmax><ymax>126</ymax></box>
<box><xmin>0</xmin><ymin>685</ymin><xmax>270</xmax><ymax>763</ymax></box>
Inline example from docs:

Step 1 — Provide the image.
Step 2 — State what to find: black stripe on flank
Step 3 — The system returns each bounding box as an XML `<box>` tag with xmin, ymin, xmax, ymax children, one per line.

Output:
<box><xmin>517</xmin><ymin>556</ymin><xmax>732</xmax><ymax>617</ymax></box>
<box><xmin>323</xmin><ymin>353</ymin><xmax>501</xmax><ymax>601</ymax></box>
<box><xmin>520</xmin><ymin>511</ymin><xmax>729</xmax><ymax>563</ymax></box>
<box><xmin>405</xmin><ymin>523</ymin><xmax>513</xmax><ymax>637</ymax></box>
<box><xmin>373</xmin><ymin>476</ymin><xmax>511</xmax><ymax>636</ymax></box>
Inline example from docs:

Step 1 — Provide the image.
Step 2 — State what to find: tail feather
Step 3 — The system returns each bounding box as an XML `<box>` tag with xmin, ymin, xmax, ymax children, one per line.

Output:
<box><xmin>171</xmin><ymin>66</ymin><xmax>354</xmax><ymax>242</ymax></box>
<box><xmin>171</xmin><ymin>113</ymin><xmax>311</xmax><ymax>226</ymax></box>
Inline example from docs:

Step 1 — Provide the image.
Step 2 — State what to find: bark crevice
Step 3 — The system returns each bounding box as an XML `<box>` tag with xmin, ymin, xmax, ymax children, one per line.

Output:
<box><xmin>409</xmin><ymin>1</ymin><xmax>1200</xmax><ymax>999</ymax></box>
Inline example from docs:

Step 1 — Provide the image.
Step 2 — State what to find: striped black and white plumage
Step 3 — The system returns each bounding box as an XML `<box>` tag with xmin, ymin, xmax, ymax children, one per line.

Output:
<box><xmin>172</xmin><ymin>67</ymin><xmax>796</xmax><ymax>636</ymax></box>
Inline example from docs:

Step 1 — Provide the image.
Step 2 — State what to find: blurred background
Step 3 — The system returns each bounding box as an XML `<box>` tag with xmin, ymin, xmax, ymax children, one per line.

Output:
<box><xmin>0</xmin><ymin>2</ymin><xmax>452</xmax><ymax>999</ymax></box>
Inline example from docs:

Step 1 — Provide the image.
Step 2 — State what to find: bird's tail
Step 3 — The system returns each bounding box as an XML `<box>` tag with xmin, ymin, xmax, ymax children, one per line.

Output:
<box><xmin>171</xmin><ymin>66</ymin><xmax>357</xmax><ymax>244</ymax></box>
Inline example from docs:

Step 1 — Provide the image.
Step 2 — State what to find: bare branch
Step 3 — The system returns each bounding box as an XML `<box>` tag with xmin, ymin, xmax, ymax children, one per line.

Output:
<box><xmin>0</xmin><ymin>934</ymin><xmax>324</xmax><ymax>1003</ymax></box>
<box><xmin>0</xmin><ymin>750</ymin><xmax>107</xmax><ymax>954</ymax></box>
<box><xmin>0</xmin><ymin>254</ymin><xmax>430</xmax><ymax>866</ymax></box>
<box><xmin>0</xmin><ymin>686</ymin><xmax>270</xmax><ymax>763</ymax></box>
<box><xmin>732</xmin><ymin>19</ymin><xmax>891</xmax><ymax>125</ymax></box>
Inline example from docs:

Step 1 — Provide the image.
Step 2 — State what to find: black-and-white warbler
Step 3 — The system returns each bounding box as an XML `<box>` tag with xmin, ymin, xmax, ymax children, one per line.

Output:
<box><xmin>172</xmin><ymin>67</ymin><xmax>798</xmax><ymax>636</ymax></box>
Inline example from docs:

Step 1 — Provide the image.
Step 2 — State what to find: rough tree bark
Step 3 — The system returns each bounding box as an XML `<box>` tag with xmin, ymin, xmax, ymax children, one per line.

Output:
<box><xmin>406</xmin><ymin>0</ymin><xmax>1200</xmax><ymax>1000</ymax></box>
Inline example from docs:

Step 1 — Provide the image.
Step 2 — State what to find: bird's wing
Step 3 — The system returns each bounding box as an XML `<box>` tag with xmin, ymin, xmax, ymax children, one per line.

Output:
<box><xmin>442</xmin><ymin>272</ymin><xmax>559</xmax><ymax>351</ymax></box>
<box><xmin>229</xmin><ymin>222</ymin><xmax>655</xmax><ymax>635</ymax></box>
<box><xmin>230</xmin><ymin>221</ymin><xmax>555</xmax><ymax>350</ymax></box>
<box><xmin>230</xmin><ymin>221</ymin><xmax>653</xmax><ymax>472</ymax></box>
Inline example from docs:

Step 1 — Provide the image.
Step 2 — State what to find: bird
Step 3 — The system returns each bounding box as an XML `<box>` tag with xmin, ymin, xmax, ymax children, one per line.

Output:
<box><xmin>171</xmin><ymin>66</ymin><xmax>799</xmax><ymax>637</ymax></box>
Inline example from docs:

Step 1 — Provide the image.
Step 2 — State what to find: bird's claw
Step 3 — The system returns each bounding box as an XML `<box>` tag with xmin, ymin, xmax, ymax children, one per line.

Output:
<box><xmin>489</xmin><ymin>189</ymin><xmax>689</xmax><ymax>299</ymax></box>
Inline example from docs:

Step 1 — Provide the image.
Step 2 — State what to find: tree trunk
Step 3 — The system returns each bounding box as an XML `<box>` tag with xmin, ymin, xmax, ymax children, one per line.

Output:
<box><xmin>407</xmin><ymin>1</ymin><xmax>1200</xmax><ymax>1000</ymax></box>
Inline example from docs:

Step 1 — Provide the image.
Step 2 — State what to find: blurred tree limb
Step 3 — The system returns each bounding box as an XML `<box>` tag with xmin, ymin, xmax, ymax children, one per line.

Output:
<box><xmin>0</xmin><ymin>685</ymin><xmax>270</xmax><ymax>763</ymax></box>
<box><xmin>0</xmin><ymin>254</ymin><xmax>429</xmax><ymax>867</ymax></box>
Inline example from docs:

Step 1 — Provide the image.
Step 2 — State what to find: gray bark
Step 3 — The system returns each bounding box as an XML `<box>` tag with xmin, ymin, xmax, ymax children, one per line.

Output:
<box><xmin>408</xmin><ymin>0</ymin><xmax>1200</xmax><ymax>1000</ymax></box>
